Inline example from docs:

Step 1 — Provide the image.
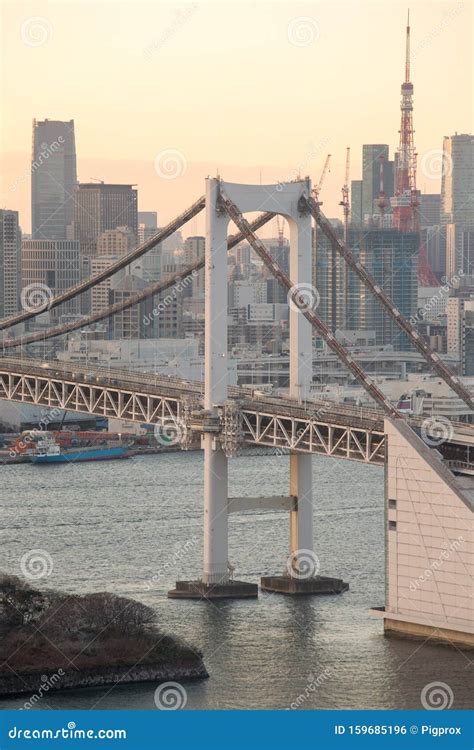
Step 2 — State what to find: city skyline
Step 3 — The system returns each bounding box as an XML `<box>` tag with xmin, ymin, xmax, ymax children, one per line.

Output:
<box><xmin>0</xmin><ymin>0</ymin><xmax>473</xmax><ymax>724</ymax></box>
<box><xmin>1</xmin><ymin>0</ymin><xmax>472</xmax><ymax>234</ymax></box>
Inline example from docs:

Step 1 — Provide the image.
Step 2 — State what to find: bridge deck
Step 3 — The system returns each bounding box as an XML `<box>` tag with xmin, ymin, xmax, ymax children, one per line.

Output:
<box><xmin>0</xmin><ymin>357</ymin><xmax>472</xmax><ymax>466</ymax></box>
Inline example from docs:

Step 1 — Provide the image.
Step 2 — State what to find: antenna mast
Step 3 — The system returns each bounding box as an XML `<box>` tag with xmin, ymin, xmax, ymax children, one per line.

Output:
<box><xmin>392</xmin><ymin>10</ymin><xmax>419</xmax><ymax>232</ymax></box>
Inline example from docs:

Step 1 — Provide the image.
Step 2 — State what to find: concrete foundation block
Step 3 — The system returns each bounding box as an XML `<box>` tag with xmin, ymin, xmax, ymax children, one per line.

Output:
<box><xmin>168</xmin><ymin>579</ymin><xmax>258</xmax><ymax>600</ymax></box>
<box><xmin>260</xmin><ymin>575</ymin><xmax>349</xmax><ymax>595</ymax></box>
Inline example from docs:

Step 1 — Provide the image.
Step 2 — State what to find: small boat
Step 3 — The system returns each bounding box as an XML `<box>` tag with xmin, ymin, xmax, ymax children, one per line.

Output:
<box><xmin>31</xmin><ymin>436</ymin><xmax>130</xmax><ymax>464</ymax></box>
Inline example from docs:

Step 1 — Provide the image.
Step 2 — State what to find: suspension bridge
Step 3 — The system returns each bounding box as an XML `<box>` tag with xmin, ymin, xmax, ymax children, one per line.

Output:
<box><xmin>1</xmin><ymin>179</ymin><xmax>472</xmax><ymax>646</ymax></box>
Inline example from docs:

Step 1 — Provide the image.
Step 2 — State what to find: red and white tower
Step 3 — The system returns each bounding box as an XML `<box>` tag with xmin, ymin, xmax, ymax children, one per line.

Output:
<box><xmin>392</xmin><ymin>11</ymin><xmax>419</xmax><ymax>232</ymax></box>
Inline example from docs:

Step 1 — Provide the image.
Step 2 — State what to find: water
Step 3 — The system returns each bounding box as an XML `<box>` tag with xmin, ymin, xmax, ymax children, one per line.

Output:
<box><xmin>0</xmin><ymin>452</ymin><xmax>471</xmax><ymax>710</ymax></box>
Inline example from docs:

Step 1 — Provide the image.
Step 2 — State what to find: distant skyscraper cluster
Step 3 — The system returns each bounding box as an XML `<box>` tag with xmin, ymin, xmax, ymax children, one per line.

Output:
<box><xmin>0</xmin><ymin>31</ymin><xmax>473</xmax><ymax>384</ymax></box>
<box><xmin>312</xmin><ymin>13</ymin><xmax>473</xmax><ymax>361</ymax></box>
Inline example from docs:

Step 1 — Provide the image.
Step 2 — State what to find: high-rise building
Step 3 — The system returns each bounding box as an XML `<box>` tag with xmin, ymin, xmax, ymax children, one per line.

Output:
<box><xmin>21</xmin><ymin>239</ymin><xmax>80</xmax><ymax>319</ymax></box>
<box><xmin>418</xmin><ymin>195</ymin><xmax>443</xmax><ymax>282</ymax></box>
<box><xmin>350</xmin><ymin>180</ymin><xmax>363</xmax><ymax>226</ymax></box>
<box><xmin>446</xmin><ymin>225</ymin><xmax>474</xmax><ymax>278</ymax></box>
<box><xmin>314</xmin><ymin>219</ymin><xmax>347</xmax><ymax>331</ymax></box>
<box><xmin>109</xmin><ymin>275</ymin><xmax>145</xmax><ymax>339</ymax></box>
<box><xmin>418</xmin><ymin>194</ymin><xmax>441</xmax><ymax>228</ymax></box>
<box><xmin>362</xmin><ymin>145</ymin><xmax>394</xmax><ymax>222</ymax></box>
<box><xmin>138</xmin><ymin>211</ymin><xmax>158</xmax><ymax>237</ymax></box>
<box><xmin>350</xmin><ymin>228</ymin><xmax>419</xmax><ymax>349</ymax></box>
<box><xmin>90</xmin><ymin>256</ymin><xmax>125</xmax><ymax>316</ymax></box>
<box><xmin>97</xmin><ymin>227</ymin><xmax>136</xmax><ymax>256</ymax></box>
<box><xmin>135</xmin><ymin>214</ymin><xmax>161</xmax><ymax>282</ymax></box>
<box><xmin>0</xmin><ymin>209</ymin><xmax>21</xmax><ymax>318</ymax></box>
<box><xmin>441</xmin><ymin>134</ymin><xmax>474</xmax><ymax>226</ymax></box>
<box><xmin>31</xmin><ymin>119</ymin><xmax>77</xmax><ymax>241</ymax></box>
<box><xmin>421</xmin><ymin>225</ymin><xmax>444</xmax><ymax>279</ymax></box>
<box><xmin>183</xmin><ymin>236</ymin><xmax>205</xmax><ymax>297</ymax></box>
<box><xmin>440</xmin><ymin>134</ymin><xmax>473</xmax><ymax>279</ymax></box>
<box><xmin>447</xmin><ymin>289</ymin><xmax>474</xmax><ymax>375</ymax></box>
<box><xmin>73</xmin><ymin>183</ymin><xmax>138</xmax><ymax>256</ymax></box>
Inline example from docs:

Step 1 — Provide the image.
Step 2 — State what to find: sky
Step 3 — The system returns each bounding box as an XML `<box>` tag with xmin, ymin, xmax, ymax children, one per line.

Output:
<box><xmin>0</xmin><ymin>0</ymin><xmax>472</xmax><ymax>237</ymax></box>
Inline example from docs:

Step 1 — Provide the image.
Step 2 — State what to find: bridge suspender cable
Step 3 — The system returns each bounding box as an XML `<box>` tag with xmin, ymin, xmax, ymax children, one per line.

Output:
<box><xmin>2</xmin><ymin>211</ymin><xmax>275</xmax><ymax>349</ymax></box>
<box><xmin>0</xmin><ymin>196</ymin><xmax>207</xmax><ymax>332</ymax></box>
<box><xmin>3</xmin><ymin>185</ymin><xmax>470</xmax><ymax>414</ymax></box>
<box><xmin>308</xmin><ymin>196</ymin><xmax>474</xmax><ymax>413</ymax></box>
<box><xmin>218</xmin><ymin>190</ymin><xmax>400</xmax><ymax>418</ymax></box>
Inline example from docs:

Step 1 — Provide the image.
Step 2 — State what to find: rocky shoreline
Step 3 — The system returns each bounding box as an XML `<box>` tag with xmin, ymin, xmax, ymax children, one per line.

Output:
<box><xmin>0</xmin><ymin>661</ymin><xmax>208</xmax><ymax>699</ymax></box>
<box><xmin>0</xmin><ymin>574</ymin><xmax>208</xmax><ymax>702</ymax></box>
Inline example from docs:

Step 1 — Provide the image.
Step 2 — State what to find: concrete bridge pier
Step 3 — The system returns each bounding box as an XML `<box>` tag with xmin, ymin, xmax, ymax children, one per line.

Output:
<box><xmin>169</xmin><ymin>176</ymin><xmax>347</xmax><ymax>599</ymax></box>
<box><xmin>169</xmin><ymin>178</ymin><xmax>257</xmax><ymax>600</ymax></box>
<box><xmin>260</xmin><ymin>197</ymin><xmax>348</xmax><ymax>595</ymax></box>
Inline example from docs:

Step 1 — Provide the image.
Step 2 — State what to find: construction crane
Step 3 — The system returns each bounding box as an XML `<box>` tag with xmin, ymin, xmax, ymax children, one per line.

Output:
<box><xmin>312</xmin><ymin>154</ymin><xmax>331</xmax><ymax>205</ymax></box>
<box><xmin>339</xmin><ymin>147</ymin><xmax>350</xmax><ymax>243</ymax></box>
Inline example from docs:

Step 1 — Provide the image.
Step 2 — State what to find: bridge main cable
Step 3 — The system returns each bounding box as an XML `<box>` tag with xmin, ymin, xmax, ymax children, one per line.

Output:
<box><xmin>308</xmin><ymin>196</ymin><xmax>474</xmax><ymax>413</ymax></box>
<box><xmin>219</xmin><ymin>190</ymin><xmax>400</xmax><ymax>418</ymax></box>
<box><xmin>2</xmin><ymin>211</ymin><xmax>275</xmax><ymax>349</ymax></box>
<box><xmin>0</xmin><ymin>196</ymin><xmax>207</xmax><ymax>332</ymax></box>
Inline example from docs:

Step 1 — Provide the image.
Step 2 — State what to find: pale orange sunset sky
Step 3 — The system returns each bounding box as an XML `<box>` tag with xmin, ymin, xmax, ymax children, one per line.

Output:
<box><xmin>0</xmin><ymin>0</ymin><xmax>472</xmax><ymax>237</ymax></box>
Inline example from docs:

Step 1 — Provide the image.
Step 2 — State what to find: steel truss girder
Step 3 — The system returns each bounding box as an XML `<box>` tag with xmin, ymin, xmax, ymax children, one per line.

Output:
<box><xmin>0</xmin><ymin>369</ymin><xmax>385</xmax><ymax>463</ymax></box>
<box><xmin>240</xmin><ymin>409</ymin><xmax>385</xmax><ymax>464</ymax></box>
<box><xmin>0</xmin><ymin>372</ymin><xmax>181</xmax><ymax>426</ymax></box>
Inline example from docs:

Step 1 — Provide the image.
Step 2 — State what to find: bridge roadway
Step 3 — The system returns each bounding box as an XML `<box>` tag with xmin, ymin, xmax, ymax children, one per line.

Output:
<box><xmin>0</xmin><ymin>357</ymin><xmax>472</xmax><ymax>467</ymax></box>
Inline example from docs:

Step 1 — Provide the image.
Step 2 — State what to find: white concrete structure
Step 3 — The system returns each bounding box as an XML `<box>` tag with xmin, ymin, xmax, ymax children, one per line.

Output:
<box><xmin>202</xmin><ymin>177</ymin><xmax>314</xmax><ymax>585</ymax></box>
<box><xmin>372</xmin><ymin>418</ymin><xmax>473</xmax><ymax>648</ymax></box>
